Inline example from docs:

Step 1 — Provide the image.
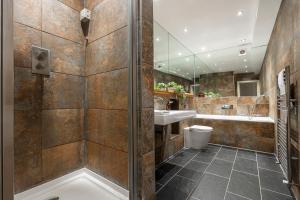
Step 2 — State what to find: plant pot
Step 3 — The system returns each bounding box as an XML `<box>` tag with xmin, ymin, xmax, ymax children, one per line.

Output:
<box><xmin>157</xmin><ymin>88</ymin><xmax>166</xmax><ymax>92</ymax></box>
<box><xmin>167</xmin><ymin>87</ymin><xmax>176</xmax><ymax>92</ymax></box>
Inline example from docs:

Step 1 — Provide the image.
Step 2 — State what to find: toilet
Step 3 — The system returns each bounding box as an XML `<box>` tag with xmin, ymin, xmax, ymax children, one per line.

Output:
<box><xmin>184</xmin><ymin>125</ymin><xmax>213</xmax><ymax>149</ymax></box>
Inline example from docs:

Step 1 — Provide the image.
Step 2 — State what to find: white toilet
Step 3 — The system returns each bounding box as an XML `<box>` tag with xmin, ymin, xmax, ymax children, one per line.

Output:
<box><xmin>184</xmin><ymin>125</ymin><xmax>213</xmax><ymax>149</ymax></box>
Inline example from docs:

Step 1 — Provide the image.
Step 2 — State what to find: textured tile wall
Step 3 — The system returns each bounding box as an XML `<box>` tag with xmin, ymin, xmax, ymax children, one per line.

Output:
<box><xmin>192</xmin><ymin>118</ymin><xmax>275</xmax><ymax>153</ymax></box>
<box><xmin>137</xmin><ymin>0</ymin><xmax>156</xmax><ymax>199</ymax></box>
<box><xmin>13</xmin><ymin>0</ymin><xmax>85</xmax><ymax>193</ymax></box>
<box><xmin>199</xmin><ymin>72</ymin><xmax>235</xmax><ymax>97</ymax></box>
<box><xmin>85</xmin><ymin>0</ymin><xmax>130</xmax><ymax>190</ymax></box>
<box><xmin>193</xmin><ymin>96</ymin><xmax>270</xmax><ymax>116</ymax></box>
<box><xmin>259</xmin><ymin>0</ymin><xmax>300</xmax><ymax>197</ymax></box>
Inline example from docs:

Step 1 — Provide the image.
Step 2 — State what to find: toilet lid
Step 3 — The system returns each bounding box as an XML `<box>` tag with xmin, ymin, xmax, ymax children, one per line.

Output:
<box><xmin>190</xmin><ymin>125</ymin><xmax>213</xmax><ymax>131</ymax></box>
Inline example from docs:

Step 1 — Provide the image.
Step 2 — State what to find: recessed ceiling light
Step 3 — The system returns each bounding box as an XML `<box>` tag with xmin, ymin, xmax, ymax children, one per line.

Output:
<box><xmin>185</xmin><ymin>58</ymin><xmax>190</xmax><ymax>62</ymax></box>
<box><xmin>239</xmin><ymin>49</ymin><xmax>247</xmax><ymax>56</ymax></box>
<box><xmin>156</xmin><ymin>37</ymin><xmax>160</xmax><ymax>42</ymax></box>
<box><xmin>184</xmin><ymin>27</ymin><xmax>188</xmax><ymax>33</ymax></box>
<box><xmin>207</xmin><ymin>54</ymin><xmax>211</xmax><ymax>58</ymax></box>
<box><xmin>246</xmin><ymin>70</ymin><xmax>248</xmax><ymax>73</ymax></box>
<box><xmin>201</xmin><ymin>47</ymin><xmax>206</xmax><ymax>52</ymax></box>
<box><xmin>178</xmin><ymin>52</ymin><xmax>182</xmax><ymax>56</ymax></box>
<box><xmin>214</xmin><ymin>63</ymin><xmax>217</xmax><ymax>66</ymax></box>
<box><xmin>241</xmin><ymin>39</ymin><xmax>247</xmax><ymax>43</ymax></box>
<box><xmin>237</xmin><ymin>10</ymin><xmax>244</xmax><ymax>17</ymax></box>
<box><xmin>243</xmin><ymin>59</ymin><xmax>247</xmax><ymax>62</ymax></box>
<box><xmin>245</xmin><ymin>65</ymin><xmax>248</xmax><ymax>68</ymax></box>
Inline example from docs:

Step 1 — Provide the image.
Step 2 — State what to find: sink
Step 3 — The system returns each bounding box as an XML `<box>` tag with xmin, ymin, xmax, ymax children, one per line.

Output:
<box><xmin>154</xmin><ymin>110</ymin><xmax>197</xmax><ymax>125</ymax></box>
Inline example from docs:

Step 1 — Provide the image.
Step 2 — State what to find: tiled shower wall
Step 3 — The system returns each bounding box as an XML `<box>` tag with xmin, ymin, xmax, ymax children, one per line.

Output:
<box><xmin>14</xmin><ymin>0</ymin><xmax>85</xmax><ymax>193</ymax></box>
<box><xmin>14</xmin><ymin>0</ymin><xmax>155</xmax><ymax>197</ymax></box>
<box><xmin>14</xmin><ymin>0</ymin><xmax>131</xmax><ymax>193</ymax></box>
<box><xmin>85</xmin><ymin>0</ymin><xmax>129</xmax><ymax>188</ymax></box>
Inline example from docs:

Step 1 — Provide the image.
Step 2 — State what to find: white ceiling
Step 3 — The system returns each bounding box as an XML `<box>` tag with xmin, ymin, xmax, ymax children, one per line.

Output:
<box><xmin>154</xmin><ymin>0</ymin><xmax>281</xmax><ymax>78</ymax></box>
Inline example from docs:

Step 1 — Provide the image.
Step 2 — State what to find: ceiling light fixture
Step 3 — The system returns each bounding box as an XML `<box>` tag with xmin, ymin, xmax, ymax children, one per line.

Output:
<box><xmin>243</xmin><ymin>59</ymin><xmax>247</xmax><ymax>62</ymax></box>
<box><xmin>245</xmin><ymin>65</ymin><xmax>248</xmax><ymax>68</ymax></box>
<box><xmin>239</xmin><ymin>49</ymin><xmax>247</xmax><ymax>56</ymax></box>
<box><xmin>184</xmin><ymin>27</ymin><xmax>188</xmax><ymax>33</ymax></box>
<box><xmin>156</xmin><ymin>37</ymin><xmax>160</xmax><ymax>42</ymax></box>
<box><xmin>201</xmin><ymin>47</ymin><xmax>206</xmax><ymax>52</ymax></box>
<box><xmin>237</xmin><ymin>10</ymin><xmax>244</xmax><ymax>17</ymax></box>
<box><xmin>241</xmin><ymin>39</ymin><xmax>247</xmax><ymax>43</ymax></box>
<box><xmin>185</xmin><ymin>58</ymin><xmax>190</xmax><ymax>62</ymax></box>
<box><xmin>207</xmin><ymin>54</ymin><xmax>211</xmax><ymax>58</ymax></box>
<box><xmin>178</xmin><ymin>52</ymin><xmax>182</xmax><ymax>56</ymax></box>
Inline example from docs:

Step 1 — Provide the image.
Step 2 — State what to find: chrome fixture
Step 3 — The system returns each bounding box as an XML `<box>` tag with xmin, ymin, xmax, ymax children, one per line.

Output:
<box><xmin>32</xmin><ymin>45</ymin><xmax>50</xmax><ymax>76</ymax></box>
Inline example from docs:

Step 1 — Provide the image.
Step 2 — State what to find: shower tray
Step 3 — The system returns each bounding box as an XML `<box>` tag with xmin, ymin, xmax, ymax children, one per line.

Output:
<box><xmin>14</xmin><ymin>168</ymin><xmax>129</xmax><ymax>200</ymax></box>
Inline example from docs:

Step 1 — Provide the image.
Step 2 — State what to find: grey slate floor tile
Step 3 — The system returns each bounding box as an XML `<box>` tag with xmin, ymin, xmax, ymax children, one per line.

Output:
<box><xmin>234</xmin><ymin>157</ymin><xmax>258</xmax><ymax>175</ymax></box>
<box><xmin>206</xmin><ymin>158</ymin><xmax>233</xmax><ymax>178</ymax></box>
<box><xmin>191</xmin><ymin>173</ymin><xmax>229</xmax><ymax>200</ymax></box>
<box><xmin>228</xmin><ymin>170</ymin><xmax>261</xmax><ymax>200</ymax></box>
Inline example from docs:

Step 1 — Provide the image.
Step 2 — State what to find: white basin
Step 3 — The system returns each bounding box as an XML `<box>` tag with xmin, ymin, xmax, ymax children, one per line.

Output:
<box><xmin>155</xmin><ymin>110</ymin><xmax>197</xmax><ymax>125</ymax></box>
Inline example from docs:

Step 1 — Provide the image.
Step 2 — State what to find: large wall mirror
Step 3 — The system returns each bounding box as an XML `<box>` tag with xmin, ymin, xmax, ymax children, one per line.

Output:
<box><xmin>154</xmin><ymin>0</ymin><xmax>280</xmax><ymax>98</ymax></box>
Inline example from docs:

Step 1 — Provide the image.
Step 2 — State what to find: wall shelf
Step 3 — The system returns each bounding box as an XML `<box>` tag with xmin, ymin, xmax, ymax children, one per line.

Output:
<box><xmin>154</xmin><ymin>90</ymin><xmax>194</xmax><ymax>97</ymax></box>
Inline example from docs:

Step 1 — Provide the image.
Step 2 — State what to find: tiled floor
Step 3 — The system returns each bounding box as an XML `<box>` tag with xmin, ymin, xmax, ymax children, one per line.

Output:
<box><xmin>155</xmin><ymin>144</ymin><xmax>294</xmax><ymax>200</ymax></box>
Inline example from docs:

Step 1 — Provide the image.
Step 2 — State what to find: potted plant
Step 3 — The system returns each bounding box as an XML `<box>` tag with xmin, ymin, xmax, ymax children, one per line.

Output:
<box><xmin>155</xmin><ymin>82</ymin><xmax>167</xmax><ymax>91</ymax></box>
<box><xmin>167</xmin><ymin>81</ymin><xmax>178</xmax><ymax>92</ymax></box>
<box><xmin>174</xmin><ymin>84</ymin><xmax>185</xmax><ymax>98</ymax></box>
<box><xmin>204</xmin><ymin>90</ymin><xmax>221</xmax><ymax>97</ymax></box>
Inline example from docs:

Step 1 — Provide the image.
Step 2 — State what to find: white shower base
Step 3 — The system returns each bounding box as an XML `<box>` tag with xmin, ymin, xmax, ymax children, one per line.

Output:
<box><xmin>14</xmin><ymin>168</ymin><xmax>129</xmax><ymax>200</ymax></box>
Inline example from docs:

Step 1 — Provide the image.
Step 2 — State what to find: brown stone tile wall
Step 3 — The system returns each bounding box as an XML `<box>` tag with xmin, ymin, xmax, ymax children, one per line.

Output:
<box><xmin>137</xmin><ymin>0</ymin><xmax>156</xmax><ymax>199</ymax></box>
<box><xmin>193</xmin><ymin>96</ymin><xmax>270</xmax><ymax>116</ymax></box>
<box><xmin>85</xmin><ymin>0</ymin><xmax>129</xmax><ymax>190</ymax></box>
<box><xmin>155</xmin><ymin>119</ymin><xmax>192</xmax><ymax>164</ymax></box>
<box><xmin>154</xmin><ymin>92</ymin><xmax>194</xmax><ymax>110</ymax></box>
<box><xmin>192</xmin><ymin>118</ymin><xmax>275</xmax><ymax>153</ymax></box>
<box><xmin>13</xmin><ymin>0</ymin><xmax>85</xmax><ymax>193</ymax></box>
<box><xmin>199</xmin><ymin>71</ymin><xmax>235</xmax><ymax>97</ymax></box>
<box><xmin>259</xmin><ymin>0</ymin><xmax>300</xmax><ymax>196</ymax></box>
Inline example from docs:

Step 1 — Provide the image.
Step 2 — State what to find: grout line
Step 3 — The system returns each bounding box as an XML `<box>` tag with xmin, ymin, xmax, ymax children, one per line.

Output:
<box><xmin>86</xmin><ymin>66</ymin><xmax>129</xmax><ymax>77</ymax></box>
<box><xmin>256</xmin><ymin>152</ymin><xmax>263</xmax><ymax>200</ymax></box>
<box><xmin>209</xmin><ymin>143</ymin><xmax>275</xmax><ymax>156</ymax></box>
<box><xmin>191</xmin><ymin>157</ymin><xmax>214</xmax><ymax>165</ymax></box>
<box><xmin>205</xmin><ymin>172</ymin><xmax>229</xmax><ymax>180</ymax></box>
<box><xmin>87</xmin><ymin>25</ymin><xmax>128</xmax><ymax>45</ymax></box>
<box><xmin>176</xmin><ymin>174</ymin><xmax>198</xmax><ymax>183</ymax></box>
<box><xmin>227</xmin><ymin>191</ymin><xmax>253</xmax><ymax>200</ymax></box>
<box><xmin>156</xmin><ymin>151</ymin><xmax>199</xmax><ymax>194</ymax></box>
<box><xmin>214</xmin><ymin>157</ymin><xmax>235</xmax><ymax>164</ymax></box>
<box><xmin>260</xmin><ymin>187</ymin><xmax>294</xmax><ymax>198</ymax></box>
<box><xmin>186</xmin><ymin>146</ymin><xmax>223</xmax><ymax>200</ymax></box>
<box><xmin>232</xmin><ymin>169</ymin><xmax>259</xmax><ymax>177</ymax></box>
<box><xmin>257</xmin><ymin>166</ymin><xmax>282</xmax><ymax>174</ymax></box>
<box><xmin>223</xmin><ymin>146</ymin><xmax>238</xmax><ymax>200</ymax></box>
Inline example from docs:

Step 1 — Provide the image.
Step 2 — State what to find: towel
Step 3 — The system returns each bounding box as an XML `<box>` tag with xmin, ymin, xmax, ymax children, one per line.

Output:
<box><xmin>278</xmin><ymin>69</ymin><xmax>286</xmax><ymax>95</ymax></box>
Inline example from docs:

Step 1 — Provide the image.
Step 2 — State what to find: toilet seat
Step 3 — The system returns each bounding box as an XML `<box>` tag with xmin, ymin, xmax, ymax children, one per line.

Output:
<box><xmin>190</xmin><ymin>125</ymin><xmax>213</xmax><ymax>132</ymax></box>
<box><xmin>184</xmin><ymin>125</ymin><xmax>213</xmax><ymax>149</ymax></box>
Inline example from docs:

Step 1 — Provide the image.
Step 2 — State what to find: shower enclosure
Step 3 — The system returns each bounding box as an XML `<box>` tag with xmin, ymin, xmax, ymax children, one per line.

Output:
<box><xmin>0</xmin><ymin>0</ymin><xmax>155</xmax><ymax>199</ymax></box>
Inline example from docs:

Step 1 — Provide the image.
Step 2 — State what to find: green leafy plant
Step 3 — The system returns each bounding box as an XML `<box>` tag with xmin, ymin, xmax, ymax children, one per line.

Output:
<box><xmin>155</xmin><ymin>82</ymin><xmax>167</xmax><ymax>90</ymax></box>
<box><xmin>174</xmin><ymin>84</ymin><xmax>187</xmax><ymax>101</ymax></box>
<box><xmin>167</xmin><ymin>81</ymin><xmax>177</xmax><ymax>88</ymax></box>
<box><xmin>203</xmin><ymin>90</ymin><xmax>221</xmax><ymax>97</ymax></box>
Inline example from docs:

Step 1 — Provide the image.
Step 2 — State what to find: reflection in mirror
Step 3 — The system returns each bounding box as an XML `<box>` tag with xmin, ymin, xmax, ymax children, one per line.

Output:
<box><xmin>154</xmin><ymin>22</ymin><xmax>194</xmax><ymax>94</ymax></box>
<box><xmin>153</xmin><ymin>0</ymin><xmax>280</xmax><ymax>98</ymax></box>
